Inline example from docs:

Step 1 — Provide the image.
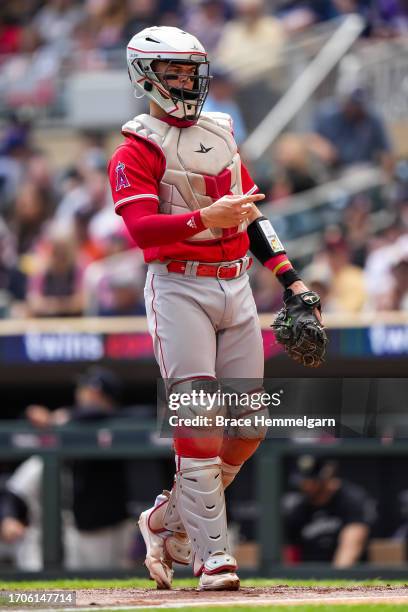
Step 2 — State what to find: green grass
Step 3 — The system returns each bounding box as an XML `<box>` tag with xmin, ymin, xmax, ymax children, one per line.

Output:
<box><xmin>110</xmin><ymin>603</ymin><xmax>408</xmax><ymax>612</ymax></box>
<box><xmin>73</xmin><ymin>606</ymin><xmax>408</xmax><ymax>612</ymax></box>
<box><xmin>0</xmin><ymin>578</ymin><xmax>407</xmax><ymax>589</ymax></box>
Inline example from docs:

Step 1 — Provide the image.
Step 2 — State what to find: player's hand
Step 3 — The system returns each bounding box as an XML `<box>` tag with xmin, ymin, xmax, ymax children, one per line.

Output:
<box><xmin>200</xmin><ymin>193</ymin><xmax>265</xmax><ymax>229</ymax></box>
<box><xmin>1</xmin><ymin>517</ymin><xmax>26</xmax><ymax>543</ymax></box>
<box><xmin>288</xmin><ymin>280</ymin><xmax>323</xmax><ymax>325</ymax></box>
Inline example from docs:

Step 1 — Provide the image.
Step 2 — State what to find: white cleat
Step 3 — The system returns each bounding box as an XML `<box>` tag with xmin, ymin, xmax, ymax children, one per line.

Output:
<box><xmin>138</xmin><ymin>508</ymin><xmax>174</xmax><ymax>590</ymax></box>
<box><xmin>198</xmin><ymin>571</ymin><xmax>240</xmax><ymax>591</ymax></box>
<box><xmin>197</xmin><ymin>552</ymin><xmax>240</xmax><ymax>591</ymax></box>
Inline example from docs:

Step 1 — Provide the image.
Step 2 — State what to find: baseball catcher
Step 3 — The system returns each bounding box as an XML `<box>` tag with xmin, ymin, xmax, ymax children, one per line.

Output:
<box><xmin>108</xmin><ymin>24</ymin><xmax>327</xmax><ymax>592</ymax></box>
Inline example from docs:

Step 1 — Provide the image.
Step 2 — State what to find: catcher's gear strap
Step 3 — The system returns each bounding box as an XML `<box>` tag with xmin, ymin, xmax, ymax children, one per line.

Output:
<box><xmin>247</xmin><ymin>217</ymin><xmax>301</xmax><ymax>288</ymax></box>
<box><xmin>162</xmin><ymin>486</ymin><xmax>185</xmax><ymax>533</ymax></box>
<box><xmin>221</xmin><ymin>461</ymin><xmax>241</xmax><ymax>488</ymax></box>
<box><xmin>175</xmin><ymin>456</ymin><xmax>234</xmax><ymax>576</ymax></box>
<box><xmin>283</xmin><ymin>288</ymin><xmax>321</xmax><ymax>309</ymax></box>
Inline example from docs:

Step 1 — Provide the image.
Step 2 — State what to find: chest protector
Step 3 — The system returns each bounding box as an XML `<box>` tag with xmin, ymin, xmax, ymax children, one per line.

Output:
<box><xmin>122</xmin><ymin>112</ymin><xmax>247</xmax><ymax>241</ymax></box>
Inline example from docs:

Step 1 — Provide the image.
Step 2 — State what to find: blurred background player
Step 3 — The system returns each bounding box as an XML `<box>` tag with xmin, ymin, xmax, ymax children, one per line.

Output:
<box><xmin>1</xmin><ymin>367</ymin><xmax>133</xmax><ymax>570</ymax></box>
<box><xmin>283</xmin><ymin>455</ymin><xmax>376</xmax><ymax>567</ymax></box>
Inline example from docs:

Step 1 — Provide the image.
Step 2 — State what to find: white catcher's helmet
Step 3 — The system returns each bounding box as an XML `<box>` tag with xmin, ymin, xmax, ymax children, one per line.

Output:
<box><xmin>127</xmin><ymin>26</ymin><xmax>211</xmax><ymax>121</ymax></box>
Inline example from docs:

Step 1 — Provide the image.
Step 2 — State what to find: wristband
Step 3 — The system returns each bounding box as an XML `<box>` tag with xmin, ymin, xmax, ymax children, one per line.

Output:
<box><xmin>277</xmin><ymin>268</ymin><xmax>301</xmax><ymax>289</ymax></box>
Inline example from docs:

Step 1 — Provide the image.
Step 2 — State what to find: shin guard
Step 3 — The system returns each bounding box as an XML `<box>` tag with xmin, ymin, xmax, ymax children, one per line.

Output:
<box><xmin>175</xmin><ymin>456</ymin><xmax>237</xmax><ymax>576</ymax></box>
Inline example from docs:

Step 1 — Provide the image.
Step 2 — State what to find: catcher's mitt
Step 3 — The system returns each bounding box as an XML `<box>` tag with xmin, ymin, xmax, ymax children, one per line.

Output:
<box><xmin>272</xmin><ymin>290</ymin><xmax>328</xmax><ymax>368</ymax></box>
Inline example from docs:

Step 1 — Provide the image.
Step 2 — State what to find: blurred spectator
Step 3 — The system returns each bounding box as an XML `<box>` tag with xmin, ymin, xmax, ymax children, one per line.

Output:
<box><xmin>55</xmin><ymin>171</ymin><xmax>93</xmax><ymax>222</ymax></box>
<box><xmin>215</xmin><ymin>0</ymin><xmax>286</xmax><ymax>85</ymax></box>
<box><xmin>26</xmin><ymin>149</ymin><xmax>56</xmax><ymax>199</ymax></box>
<box><xmin>274</xmin><ymin>0</ymin><xmax>339</xmax><ymax>26</ymax></box>
<box><xmin>364</xmin><ymin>227</ymin><xmax>408</xmax><ymax>310</ymax></box>
<box><xmin>311</xmin><ymin>83</ymin><xmax>393</xmax><ymax>173</ymax></box>
<box><xmin>204</xmin><ymin>67</ymin><xmax>247</xmax><ymax>144</ymax></box>
<box><xmin>303</xmin><ymin>264</ymin><xmax>331</xmax><ymax>311</ymax></box>
<box><xmin>33</xmin><ymin>0</ymin><xmax>84</xmax><ymax>57</ymax></box>
<box><xmin>0</xmin><ymin>114</ymin><xmax>32</xmax><ymax>214</ymax></box>
<box><xmin>0</xmin><ymin>25</ymin><xmax>60</xmax><ymax>109</ymax></box>
<box><xmin>0</xmin><ymin>219</ymin><xmax>27</xmax><ymax>318</ymax></box>
<box><xmin>98</xmin><ymin>268</ymin><xmax>146</xmax><ymax>316</ymax></box>
<box><xmin>89</xmin><ymin>206</ymin><xmax>130</xmax><ymax>246</ymax></box>
<box><xmin>24</xmin><ymin>367</ymin><xmax>133</xmax><ymax>569</ymax></box>
<box><xmin>122</xmin><ymin>0</ymin><xmax>160</xmax><ymax>43</ymax></box>
<box><xmin>83</xmin><ymin>241</ymin><xmax>144</xmax><ymax>315</ymax></box>
<box><xmin>183</xmin><ymin>0</ymin><xmax>230</xmax><ymax>55</ymax></box>
<box><xmin>343</xmin><ymin>194</ymin><xmax>372</xmax><ymax>267</ymax></box>
<box><xmin>272</xmin><ymin>0</ymin><xmax>320</xmax><ymax>32</ymax></box>
<box><xmin>77</xmin><ymin>130</ymin><xmax>108</xmax><ymax>173</ymax></box>
<box><xmin>389</xmin><ymin>246</ymin><xmax>408</xmax><ymax>311</ymax></box>
<box><xmin>10</xmin><ymin>182</ymin><xmax>53</xmax><ymax>255</ymax></box>
<box><xmin>322</xmin><ymin>229</ymin><xmax>366</xmax><ymax>312</ymax></box>
<box><xmin>0</xmin><ymin>11</ymin><xmax>23</xmax><ymax>56</ymax></box>
<box><xmin>84</xmin><ymin>0</ymin><xmax>128</xmax><ymax>51</ymax></box>
<box><xmin>283</xmin><ymin>455</ymin><xmax>375</xmax><ymax>566</ymax></box>
<box><xmin>304</xmin><ymin>228</ymin><xmax>366</xmax><ymax>313</ymax></box>
<box><xmin>72</xmin><ymin>204</ymin><xmax>106</xmax><ymax>266</ymax></box>
<box><xmin>26</xmin><ymin>226</ymin><xmax>84</xmax><ymax>317</ymax></box>
<box><xmin>269</xmin><ymin>134</ymin><xmax>322</xmax><ymax>199</ymax></box>
<box><xmin>368</xmin><ymin>0</ymin><xmax>408</xmax><ymax>37</ymax></box>
<box><xmin>56</xmin><ymin>164</ymin><xmax>113</xmax><ymax>232</ymax></box>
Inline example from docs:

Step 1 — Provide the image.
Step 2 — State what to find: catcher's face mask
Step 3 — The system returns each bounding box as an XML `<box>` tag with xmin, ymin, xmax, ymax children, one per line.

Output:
<box><xmin>151</xmin><ymin>59</ymin><xmax>211</xmax><ymax>120</ymax></box>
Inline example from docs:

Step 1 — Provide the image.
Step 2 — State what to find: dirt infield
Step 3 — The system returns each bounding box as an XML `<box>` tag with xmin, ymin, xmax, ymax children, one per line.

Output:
<box><xmin>75</xmin><ymin>585</ymin><xmax>408</xmax><ymax>608</ymax></box>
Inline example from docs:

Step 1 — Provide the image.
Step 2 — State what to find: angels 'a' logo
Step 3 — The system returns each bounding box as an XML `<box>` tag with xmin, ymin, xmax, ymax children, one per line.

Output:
<box><xmin>115</xmin><ymin>161</ymin><xmax>130</xmax><ymax>191</ymax></box>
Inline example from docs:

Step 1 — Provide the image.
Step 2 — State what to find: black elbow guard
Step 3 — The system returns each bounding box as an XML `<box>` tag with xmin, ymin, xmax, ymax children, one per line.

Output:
<box><xmin>247</xmin><ymin>216</ymin><xmax>286</xmax><ymax>263</ymax></box>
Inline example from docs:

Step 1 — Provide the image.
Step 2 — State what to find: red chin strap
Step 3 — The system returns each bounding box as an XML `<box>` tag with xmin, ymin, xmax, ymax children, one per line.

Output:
<box><xmin>159</xmin><ymin>115</ymin><xmax>197</xmax><ymax>128</ymax></box>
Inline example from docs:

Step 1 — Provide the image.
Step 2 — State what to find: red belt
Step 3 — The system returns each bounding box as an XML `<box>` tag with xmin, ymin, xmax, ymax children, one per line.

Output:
<box><xmin>166</xmin><ymin>257</ymin><xmax>252</xmax><ymax>279</ymax></box>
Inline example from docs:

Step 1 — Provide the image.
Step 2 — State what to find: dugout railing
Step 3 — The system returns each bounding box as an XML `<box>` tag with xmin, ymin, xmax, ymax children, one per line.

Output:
<box><xmin>1</xmin><ymin>421</ymin><xmax>408</xmax><ymax>580</ymax></box>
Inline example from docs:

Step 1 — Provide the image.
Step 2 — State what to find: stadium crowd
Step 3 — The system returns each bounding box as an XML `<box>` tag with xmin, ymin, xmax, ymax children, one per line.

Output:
<box><xmin>2</xmin><ymin>0</ymin><xmax>408</xmax><ymax>63</ymax></box>
<box><xmin>0</xmin><ymin>0</ymin><xmax>406</xmax><ymax>319</ymax></box>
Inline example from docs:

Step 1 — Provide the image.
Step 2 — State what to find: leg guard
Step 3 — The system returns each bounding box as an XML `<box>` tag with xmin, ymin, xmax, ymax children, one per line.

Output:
<box><xmin>162</xmin><ymin>462</ymin><xmax>243</xmax><ymax>528</ymax></box>
<box><xmin>175</xmin><ymin>456</ymin><xmax>237</xmax><ymax>576</ymax></box>
<box><xmin>147</xmin><ymin>489</ymin><xmax>191</xmax><ymax>565</ymax></box>
<box><xmin>138</xmin><ymin>493</ymin><xmax>174</xmax><ymax>589</ymax></box>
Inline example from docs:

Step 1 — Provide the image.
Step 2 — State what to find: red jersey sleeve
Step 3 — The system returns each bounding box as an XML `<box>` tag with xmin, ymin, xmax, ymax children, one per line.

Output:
<box><xmin>107</xmin><ymin>135</ymin><xmax>166</xmax><ymax>214</ymax></box>
<box><xmin>241</xmin><ymin>161</ymin><xmax>259</xmax><ymax>195</ymax></box>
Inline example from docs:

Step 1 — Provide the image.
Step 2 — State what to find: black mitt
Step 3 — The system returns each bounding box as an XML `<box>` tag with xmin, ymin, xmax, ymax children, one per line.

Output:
<box><xmin>272</xmin><ymin>290</ymin><xmax>328</xmax><ymax>368</ymax></box>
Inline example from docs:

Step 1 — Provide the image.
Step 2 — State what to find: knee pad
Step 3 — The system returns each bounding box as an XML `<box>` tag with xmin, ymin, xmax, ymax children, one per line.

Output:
<box><xmin>225</xmin><ymin>388</ymin><xmax>270</xmax><ymax>440</ymax></box>
<box><xmin>169</xmin><ymin>377</ymin><xmax>226</xmax><ymax>434</ymax></box>
<box><xmin>221</xmin><ymin>461</ymin><xmax>242</xmax><ymax>488</ymax></box>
